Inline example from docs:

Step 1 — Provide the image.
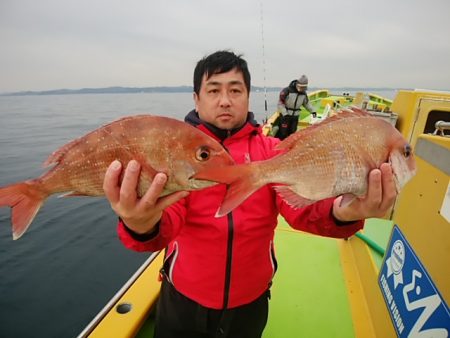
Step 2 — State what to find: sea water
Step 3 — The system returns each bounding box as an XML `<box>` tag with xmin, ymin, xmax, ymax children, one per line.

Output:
<box><xmin>0</xmin><ymin>89</ymin><xmax>396</xmax><ymax>337</ymax></box>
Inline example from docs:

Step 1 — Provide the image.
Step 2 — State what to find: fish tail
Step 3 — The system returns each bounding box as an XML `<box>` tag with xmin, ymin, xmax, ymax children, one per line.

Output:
<box><xmin>193</xmin><ymin>162</ymin><xmax>249</xmax><ymax>184</ymax></box>
<box><xmin>194</xmin><ymin>162</ymin><xmax>266</xmax><ymax>216</ymax></box>
<box><xmin>215</xmin><ymin>164</ymin><xmax>265</xmax><ymax>217</ymax></box>
<box><xmin>0</xmin><ymin>180</ymin><xmax>48</xmax><ymax>240</ymax></box>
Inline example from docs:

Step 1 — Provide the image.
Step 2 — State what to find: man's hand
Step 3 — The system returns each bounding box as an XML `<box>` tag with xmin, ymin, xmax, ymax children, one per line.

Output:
<box><xmin>332</xmin><ymin>163</ymin><xmax>397</xmax><ymax>222</ymax></box>
<box><xmin>103</xmin><ymin>160</ymin><xmax>189</xmax><ymax>234</ymax></box>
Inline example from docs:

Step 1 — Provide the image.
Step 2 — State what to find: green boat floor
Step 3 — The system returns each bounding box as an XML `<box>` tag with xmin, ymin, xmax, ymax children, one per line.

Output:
<box><xmin>263</xmin><ymin>218</ymin><xmax>354</xmax><ymax>338</ymax></box>
<box><xmin>360</xmin><ymin>218</ymin><xmax>394</xmax><ymax>268</ymax></box>
<box><xmin>136</xmin><ymin>217</ymin><xmax>357</xmax><ymax>338</ymax></box>
<box><xmin>135</xmin><ymin>311</ymin><xmax>155</xmax><ymax>338</ymax></box>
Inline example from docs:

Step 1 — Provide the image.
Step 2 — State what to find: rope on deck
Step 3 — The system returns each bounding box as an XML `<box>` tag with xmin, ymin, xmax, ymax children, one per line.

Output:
<box><xmin>355</xmin><ymin>232</ymin><xmax>386</xmax><ymax>257</ymax></box>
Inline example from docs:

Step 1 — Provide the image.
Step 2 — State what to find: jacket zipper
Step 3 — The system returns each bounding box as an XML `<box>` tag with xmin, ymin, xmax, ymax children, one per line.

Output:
<box><xmin>167</xmin><ymin>242</ymin><xmax>179</xmax><ymax>283</ymax></box>
<box><xmin>221</xmin><ymin>137</ymin><xmax>233</xmax><ymax>310</ymax></box>
<box><xmin>222</xmin><ymin>212</ymin><xmax>234</xmax><ymax>309</ymax></box>
<box><xmin>269</xmin><ymin>240</ymin><xmax>278</xmax><ymax>278</ymax></box>
<box><xmin>159</xmin><ymin>241</ymin><xmax>179</xmax><ymax>284</ymax></box>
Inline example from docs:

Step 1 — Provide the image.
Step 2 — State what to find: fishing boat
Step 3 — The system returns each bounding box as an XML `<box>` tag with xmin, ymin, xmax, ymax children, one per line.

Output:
<box><xmin>79</xmin><ymin>89</ymin><xmax>450</xmax><ymax>338</ymax></box>
<box><xmin>262</xmin><ymin>89</ymin><xmax>395</xmax><ymax>136</ymax></box>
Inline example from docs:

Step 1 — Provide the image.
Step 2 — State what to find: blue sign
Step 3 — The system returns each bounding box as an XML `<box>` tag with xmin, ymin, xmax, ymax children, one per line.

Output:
<box><xmin>378</xmin><ymin>225</ymin><xmax>449</xmax><ymax>337</ymax></box>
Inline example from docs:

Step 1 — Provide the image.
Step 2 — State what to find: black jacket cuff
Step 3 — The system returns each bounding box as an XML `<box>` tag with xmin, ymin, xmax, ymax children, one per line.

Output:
<box><xmin>120</xmin><ymin>218</ymin><xmax>161</xmax><ymax>242</ymax></box>
<box><xmin>330</xmin><ymin>208</ymin><xmax>359</xmax><ymax>226</ymax></box>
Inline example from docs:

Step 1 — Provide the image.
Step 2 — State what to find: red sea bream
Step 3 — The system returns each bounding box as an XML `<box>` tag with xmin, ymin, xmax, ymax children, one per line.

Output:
<box><xmin>0</xmin><ymin>115</ymin><xmax>234</xmax><ymax>239</ymax></box>
<box><xmin>194</xmin><ymin>108</ymin><xmax>417</xmax><ymax>217</ymax></box>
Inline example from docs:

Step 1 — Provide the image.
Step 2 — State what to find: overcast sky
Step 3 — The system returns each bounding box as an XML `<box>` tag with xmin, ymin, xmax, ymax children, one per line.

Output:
<box><xmin>1</xmin><ymin>0</ymin><xmax>449</xmax><ymax>93</ymax></box>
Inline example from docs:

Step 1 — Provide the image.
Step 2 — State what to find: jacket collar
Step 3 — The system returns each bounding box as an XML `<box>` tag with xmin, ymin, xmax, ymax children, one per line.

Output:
<box><xmin>184</xmin><ymin>109</ymin><xmax>260</xmax><ymax>142</ymax></box>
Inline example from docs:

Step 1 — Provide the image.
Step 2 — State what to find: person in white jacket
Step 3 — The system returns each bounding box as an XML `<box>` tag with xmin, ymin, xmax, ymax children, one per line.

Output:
<box><xmin>271</xmin><ymin>75</ymin><xmax>317</xmax><ymax>139</ymax></box>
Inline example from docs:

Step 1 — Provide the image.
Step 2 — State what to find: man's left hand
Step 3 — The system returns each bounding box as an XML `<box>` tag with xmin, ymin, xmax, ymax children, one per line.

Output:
<box><xmin>332</xmin><ymin>163</ymin><xmax>397</xmax><ymax>222</ymax></box>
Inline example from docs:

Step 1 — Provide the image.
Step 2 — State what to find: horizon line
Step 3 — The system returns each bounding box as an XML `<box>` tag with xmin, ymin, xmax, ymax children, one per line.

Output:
<box><xmin>0</xmin><ymin>85</ymin><xmax>411</xmax><ymax>97</ymax></box>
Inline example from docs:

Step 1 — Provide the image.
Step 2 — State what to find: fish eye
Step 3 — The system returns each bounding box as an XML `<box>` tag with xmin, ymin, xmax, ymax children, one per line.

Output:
<box><xmin>404</xmin><ymin>144</ymin><xmax>412</xmax><ymax>158</ymax></box>
<box><xmin>196</xmin><ymin>147</ymin><xmax>211</xmax><ymax>161</ymax></box>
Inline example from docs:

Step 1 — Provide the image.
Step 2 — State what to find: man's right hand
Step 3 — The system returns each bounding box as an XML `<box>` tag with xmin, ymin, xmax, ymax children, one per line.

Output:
<box><xmin>103</xmin><ymin>160</ymin><xmax>189</xmax><ymax>235</ymax></box>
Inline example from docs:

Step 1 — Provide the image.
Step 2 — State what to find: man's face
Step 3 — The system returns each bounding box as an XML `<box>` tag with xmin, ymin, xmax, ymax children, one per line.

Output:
<box><xmin>296</xmin><ymin>84</ymin><xmax>307</xmax><ymax>92</ymax></box>
<box><xmin>194</xmin><ymin>69</ymin><xmax>249</xmax><ymax>130</ymax></box>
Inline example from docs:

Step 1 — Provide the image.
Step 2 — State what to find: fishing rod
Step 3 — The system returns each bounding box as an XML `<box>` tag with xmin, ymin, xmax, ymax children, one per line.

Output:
<box><xmin>259</xmin><ymin>1</ymin><xmax>268</xmax><ymax>123</ymax></box>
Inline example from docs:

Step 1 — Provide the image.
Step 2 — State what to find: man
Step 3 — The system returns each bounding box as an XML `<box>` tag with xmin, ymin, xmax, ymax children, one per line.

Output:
<box><xmin>103</xmin><ymin>51</ymin><xmax>397</xmax><ymax>338</ymax></box>
<box><xmin>272</xmin><ymin>75</ymin><xmax>317</xmax><ymax>140</ymax></box>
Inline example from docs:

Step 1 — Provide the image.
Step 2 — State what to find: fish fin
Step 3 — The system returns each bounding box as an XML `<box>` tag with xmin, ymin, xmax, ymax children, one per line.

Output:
<box><xmin>58</xmin><ymin>191</ymin><xmax>86</xmax><ymax>197</ymax></box>
<box><xmin>192</xmin><ymin>163</ymin><xmax>258</xmax><ymax>216</ymax></box>
<box><xmin>0</xmin><ymin>181</ymin><xmax>47</xmax><ymax>240</ymax></box>
<box><xmin>216</xmin><ymin>175</ymin><xmax>262</xmax><ymax>217</ymax></box>
<box><xmin>339</xmin><ymin>193</ymin><xmax>357</xmax><ymax>208</ymax></box>
<box><xmin>273</xmin><ymin>185</ymin><xmax>316</xmax><ymax>208</ymax></box>
<box><xmin>274</xmin><ymin>107</ymin><xmax>372</xmax><ymax>151</ymax></box>
<box><xmin>139</xmin><ymin>161</ymin><xmax>159</xmax><ymax>180</ymax></box>
<box><xmin>43</xmin><ymin>116</ymin><xmax>147</xmax><ymax>167</ymax></box>
<box><xmin>195</xmin><ymin>163</ymin><xmax>267</xmax><ymax>217</ymax></box>
<box><xmin>193</xmin><ymin>162</ymin><xmax>253</xmax><ymax>185</ymax></box>
<box><xmin>43</xmin><ymin>135</ymin><xmax>90</xmax><ymax>167</ymax></box>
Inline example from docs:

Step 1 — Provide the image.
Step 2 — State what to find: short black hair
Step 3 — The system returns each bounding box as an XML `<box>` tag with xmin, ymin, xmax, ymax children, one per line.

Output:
<box><xmin>193</xmin><ymin>50</ymin><xmax>251</xmax><ymax>96</ymax></box>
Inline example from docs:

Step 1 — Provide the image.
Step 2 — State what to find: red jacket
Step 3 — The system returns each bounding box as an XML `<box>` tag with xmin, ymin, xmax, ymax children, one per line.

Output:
<box><xmin>118</xmin><ymin>115</ymin><xmax>363</xmax><ymax>309</ymax></box>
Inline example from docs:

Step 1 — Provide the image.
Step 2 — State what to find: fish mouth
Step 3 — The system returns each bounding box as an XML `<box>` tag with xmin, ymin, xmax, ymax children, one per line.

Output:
<box><xmin>392</xmin><ymin>172</ymin><xmax>401</xmax><ymax>193</ymax></box>
<box><xmin>388</xmin><ymin>157</ymin><xmax>401</xmax><ymax>193</ymax></box>
<box><xmin>187</xmin><ymin>176</ymin><xmax>218</xmax><ymax>189</ymax></box>
<box><xmin>389</xmin><ymin>155</ymin><xmax>416</xmax><ymax>193</ymax></box>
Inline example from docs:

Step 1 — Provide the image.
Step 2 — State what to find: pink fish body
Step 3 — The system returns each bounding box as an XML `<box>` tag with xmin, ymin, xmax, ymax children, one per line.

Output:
<box><xmin>194</xmin><ymin>108</ymin><xmax>416</xmax><ymax>217</ymax></box>
<box><xmin>0</xmin><ymin>115</ymin><xmax>234</xmax><ymax>239</ymax></box>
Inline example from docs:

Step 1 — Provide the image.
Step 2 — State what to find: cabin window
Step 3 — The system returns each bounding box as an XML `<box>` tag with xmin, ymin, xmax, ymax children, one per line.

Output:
<box><xmin>424</xmin><ymin>110</ymin><xmax>450</xmax><ymax>135</ymax></box>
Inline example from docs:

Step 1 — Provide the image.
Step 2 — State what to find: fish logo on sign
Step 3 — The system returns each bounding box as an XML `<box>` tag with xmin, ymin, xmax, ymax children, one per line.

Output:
<box><xmin>378</xmin><ymin>225</ymin><xmax>449</xmax><ymax>337</ymax></box>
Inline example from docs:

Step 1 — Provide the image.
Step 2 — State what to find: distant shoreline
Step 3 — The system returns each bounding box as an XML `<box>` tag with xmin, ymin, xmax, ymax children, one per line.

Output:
<box><xmin>0</xmin><ymin>86</ymin><xmax>402</xmax><ymax>97</ymax></box>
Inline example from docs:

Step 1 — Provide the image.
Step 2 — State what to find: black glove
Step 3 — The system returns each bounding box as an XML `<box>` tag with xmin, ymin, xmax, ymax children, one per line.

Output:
<box><xmin>311</xmin><ymin>112</ymin><xmax>317</xmax><ymax>118</ymax></box>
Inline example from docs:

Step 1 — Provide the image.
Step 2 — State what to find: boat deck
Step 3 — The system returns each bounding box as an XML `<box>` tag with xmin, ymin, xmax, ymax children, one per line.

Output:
<box><xmin>264</xmin><ymin>220</ymin><xmax>354</xmax><ymax>337</ymax></box>
<box><xmin>133</xmin><ymin>217</ymin><xmax>392</xmax><ymax>338</ymax></box>
<box><xmin>81</xmin><ymin>89</ymin><xmax>450</xmax><ymax>337</ymax></box>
